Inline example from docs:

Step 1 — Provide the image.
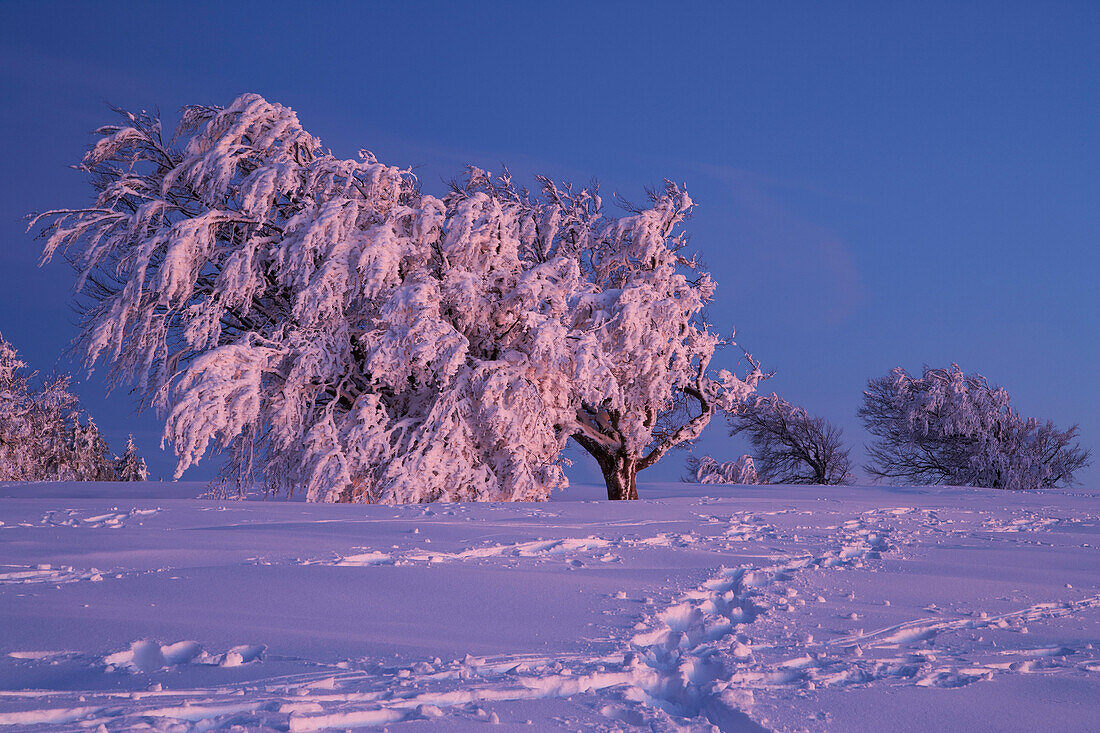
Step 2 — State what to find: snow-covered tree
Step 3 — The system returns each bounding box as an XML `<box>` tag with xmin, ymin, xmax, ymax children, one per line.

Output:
<box><xmin>115</xmin><ymin>435</ymin><xmax>149</xmax><ymax>481</ymax></box>
<box><xmin>32</xmin><ymin>94</ymin><xmax>761</xmax><ymax>502</ymax></box>
<box><xmin>64</xmin><ymin>416</ymin><xmax>119</xmax><ymax>481</ymax></box>
<box><xmin>729</xmin><ymin>393</ymin><xmax>851</xmax><ymax>485</ymax></box>
<box><xmin>33</xmin><ymin>376</ymin><xmax>86</xmax><ymax>480</ymax></box>
<box><xmin>0</xmin><ymin>336</ymin><xmax>26</xmax><ymax>390</ymax></box>
<box><xmin>0</xmin><ymin>334</ymin><xmax>79</xmax><ymax>481</ymax></box>
<box><xmin>0</xmin><ymin>333</ymin><xmax>133</xmax><ymax>481</ymax></box>
<box><xmin>0</xmin><ymin>335</ymin><xmax>34</xmax><ymax>480</ymax></box>
<box><xmin>859</xmin><ymin>365</ymin><xmax>1090</xmax><ymax>489</ymax></box>
<box><xmin>533</xmin><ymin>181</ymin><xmax>763</xmax><ymax>500</ymax></box>
<box><xmin>685</xmin><ymin>453</ymin><xmax>759</xmax><ymax>485</ymax></box>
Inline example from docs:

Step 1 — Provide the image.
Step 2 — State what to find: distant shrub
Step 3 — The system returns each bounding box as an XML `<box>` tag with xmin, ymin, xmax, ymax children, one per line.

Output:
<box><xmin>859</xmin><ymin>365</ymin><xmax>1090</xmax><ymax>489</ymax></box>
<box><xmin>685</xmin><ymin>454</ymin><xmax>759</xmax><ymax>485</ymax></box>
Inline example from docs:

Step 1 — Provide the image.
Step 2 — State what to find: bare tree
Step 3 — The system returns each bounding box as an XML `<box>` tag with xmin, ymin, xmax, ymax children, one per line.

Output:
<box><xmin>730</xmin><ymin>393</ymin><xmax>852</xmax><ymax>485</ymax></box>
<box><xmin>859</xmin><ymin>365</ymin><xmax>1090</xmax><ymax>489</ymax></box>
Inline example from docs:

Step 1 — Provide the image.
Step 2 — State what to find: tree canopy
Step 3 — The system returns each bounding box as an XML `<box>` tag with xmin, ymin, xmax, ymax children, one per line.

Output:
<box><xmin>859</xmin><ymin>365</ymin><xmax>1089</xmax><ymax>489</ymax></box>
<box><xmin>34</xmin><ymin>94</ymin><xmax>759</xmax><ymax>501</ymax></box>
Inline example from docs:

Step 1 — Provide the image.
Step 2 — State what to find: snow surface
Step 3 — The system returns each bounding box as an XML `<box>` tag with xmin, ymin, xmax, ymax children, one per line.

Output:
<box><xmin>0</xmin><ymin>480</ymin><xmax>1097</xmax><ymax>731</ymax></box>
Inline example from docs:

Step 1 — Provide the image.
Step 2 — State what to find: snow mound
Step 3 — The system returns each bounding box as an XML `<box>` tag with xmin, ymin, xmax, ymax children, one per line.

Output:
<box><xmin>103</xmin><ymin>640</ymin><xmax>266</xmax><ymax>673</ymax></box>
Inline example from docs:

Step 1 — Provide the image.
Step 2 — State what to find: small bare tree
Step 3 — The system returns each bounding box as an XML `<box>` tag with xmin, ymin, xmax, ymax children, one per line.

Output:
<box><xmin>730</xmin><ymin>393</ymin><xmax>852</xmax><ymax>485</ymax></box>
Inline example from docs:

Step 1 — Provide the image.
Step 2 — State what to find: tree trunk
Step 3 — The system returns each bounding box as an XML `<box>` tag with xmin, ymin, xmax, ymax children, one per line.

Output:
<box><xmin>598</xmin><ymin>454</ymin><xmax>638</xmax><ymax>501</ymax></box>
<box><xmin>571</xmin><ymin>434</ymin><xmax>640</xmax><ymax>500</ymax></box>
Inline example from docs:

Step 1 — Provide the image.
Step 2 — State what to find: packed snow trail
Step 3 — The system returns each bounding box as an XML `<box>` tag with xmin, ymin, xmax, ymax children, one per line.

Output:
<box><xmin>0</xmin><ymin>481</ymin><xmax>1097</xmax><ymax>731</ymax></box>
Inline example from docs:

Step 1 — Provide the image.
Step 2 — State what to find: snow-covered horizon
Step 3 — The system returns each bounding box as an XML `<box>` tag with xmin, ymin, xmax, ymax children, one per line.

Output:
<box><xmin>1</xmin><ymin>479</ymin><xmax>1097</xmax><ymax>731</ymax></box>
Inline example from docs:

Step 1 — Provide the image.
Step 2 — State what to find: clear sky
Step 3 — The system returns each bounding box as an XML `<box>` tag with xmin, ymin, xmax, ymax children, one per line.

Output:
<box><xmin>1</xmin><ymin>1</ymin><xmax>1096</xmax><ymax>488</ymax></box>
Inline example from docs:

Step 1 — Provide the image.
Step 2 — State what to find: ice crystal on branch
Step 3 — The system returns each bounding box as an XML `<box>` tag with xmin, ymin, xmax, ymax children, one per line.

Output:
<box><xmin>33</xmin><ymin>94</ymin><xmax>759</xmax><ymax>502</ymax></box>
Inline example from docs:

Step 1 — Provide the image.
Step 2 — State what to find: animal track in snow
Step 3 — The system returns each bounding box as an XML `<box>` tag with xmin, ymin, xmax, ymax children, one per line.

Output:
<box><xmin>722</xmin><ymin>512</ymin><xmax>780</xmax><ymax>543</ymax></box>
<box><xmin>830</xmin><ymin>594</ymin><xmax>1100</xmax><ymax>650</ymax></box>
<box><xmin>981</xmin><ymin>512</ymin><xmax>1071</xmax><ymax>533</ymax></box>
<box><xmin>276</xmin><ymin>510</ymin><xmax>910</xmax><ymax>729</ymax></box>
<box><xmin>404</xmin><ymin>536</ymin><xmax>613</xmax><ymax>562</ymax></box>
<box><xmin>607</xmin><ymin>511</ymin><xmax>898</xmax><ymax>729</ymax></box>
<box><xmin>335</xmin><ymin>550</ymin><xmax>396</xmax><ymax>566</ymax></box>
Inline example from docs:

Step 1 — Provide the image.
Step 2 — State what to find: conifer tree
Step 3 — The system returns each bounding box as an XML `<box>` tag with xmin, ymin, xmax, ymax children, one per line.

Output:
<box><xmin>116</xmin><ymin>435</ymin><xmax>149</xmax><ymax>481</ymax></box>
<box><xmin>0</xmin><ymin>333</ymin><xmax>138</xmax><ymax>481</ymax></box>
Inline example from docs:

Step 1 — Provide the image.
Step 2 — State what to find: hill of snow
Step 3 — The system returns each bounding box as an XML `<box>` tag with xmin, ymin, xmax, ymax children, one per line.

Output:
<box><xmin>0</xmin><ymin>480</ymin><xmax>1097</xmax><ymax>731</ymax></box>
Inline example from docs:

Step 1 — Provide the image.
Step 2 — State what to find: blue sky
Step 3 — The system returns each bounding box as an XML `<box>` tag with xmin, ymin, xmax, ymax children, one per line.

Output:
<box><xmin>1</xmin><ymin>1</ymin><xmax>1096</xmax><ymax>487</ymax></box>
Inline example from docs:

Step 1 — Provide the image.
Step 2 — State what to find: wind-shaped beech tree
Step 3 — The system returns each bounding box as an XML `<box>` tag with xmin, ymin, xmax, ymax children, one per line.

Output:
<box><xmin>33</xmin><ymin>94</ymin><xmax>760</xmax><ymax>502</ymax></box>
<box><xmin>859</xmin><ymin>365</ymin><xmax>1090</xmax><ymax>490</ymax></box>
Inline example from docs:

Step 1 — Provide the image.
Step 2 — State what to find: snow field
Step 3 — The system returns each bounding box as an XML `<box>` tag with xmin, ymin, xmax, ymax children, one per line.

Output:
<box><xmin>0</xmin><ymin>481</ymin><xmax>1097</xmax><ymax>730</ymax></box>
